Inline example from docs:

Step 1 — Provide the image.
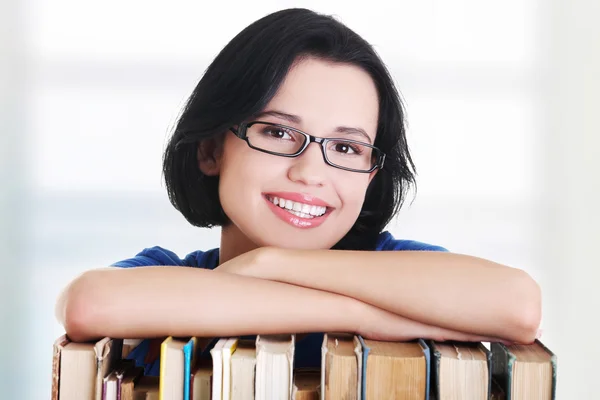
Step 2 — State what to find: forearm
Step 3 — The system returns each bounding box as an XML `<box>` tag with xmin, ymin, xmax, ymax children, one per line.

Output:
<box><xmin>255</xmin><ymin>248</ymin><xmax>541</xmax><ymax>343</ymax></box>
<box><xmin>59</xmin><ymin>266</ymin><xmax>358</xmax><ymax>342</ymax></box>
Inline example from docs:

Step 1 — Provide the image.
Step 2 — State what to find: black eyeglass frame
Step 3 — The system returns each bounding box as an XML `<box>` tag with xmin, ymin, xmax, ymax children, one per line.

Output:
<box><xmin>230</xmin><ymin>121</ymin><xmax>386</xmax><ymax>173</ymax></box>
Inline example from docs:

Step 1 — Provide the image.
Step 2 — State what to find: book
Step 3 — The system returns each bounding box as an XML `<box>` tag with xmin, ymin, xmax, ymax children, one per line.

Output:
<box><xmin>52</xmin><ymin>335</ymin><xmax>123</xmax><ymax>400</ymax></box>
<box><xmin>183</xmin><ymin>338</ymin><xmax>199</xmax><ymax>400</ymax></box>
<box><xmin>230</xmin><ymin>339</ymin><xmax>257</xmax><ymax>400</ymax></box>
<box><xmin>491</xmin><ymin>340</ymin><xmax>556</xmax><ymax>400</ymax></box>
<box><xmin>222</xmin><ymin>338</ymin><xmax>239</xmax><ymax>400</ymax></box>
<box><xmin>254</xmin><ymin>334</ymin><xmax>295</xmax><ymax>400</ymax></box>
<box><xmin>160</xmin><ymin>337</ymin><xmax>199</xmax><ymax>400</ymax></box>
<box><xmin>102</xmin><ymin>359</ymin><xmax>135</xmax><ymax>400</ymax></box>
<box><xmin>292</xmin><ymin>369</ymin><xmax>320</xmax><ymax>400</ymax></box>
<box><xmin>191</xmin><ymin>358</ymin><xmax>213</xmax><ymax>400</ymax></box>
<box><xmin>52</xmin><ymin>333</ymin><xmax>556</xmax><ymax>400</ymax></box>
<box><xmin>359</xmin><ymin>337</ymin><xmax>430</xmax><ymax>400</ymax></box>
<box><xmin>210</xmin><ymin>338</ymin><xmax>228</xmax><ymax>400</ymax></box>
<box><xmin>51</xmin><ymin>335</ymin><xmax>70</xmax><ymax>400</ymax></box>
<box><xmin>320</xmin><ymin>333</ymin><xmax>362</xmax><ymax>400</ymax></box>
<box><xmin>430</xmin><ymin>341</ymin><xmax>491</xmax><ymax>400</ymax></box>
<box><xmin>134</xmin><ymin>376</ymin><xmax>160</xmax><ymax>400</ymax></box>
<box><xmin>120</xmin><ymin>366</ymin><xmax>145</xmax><ymax>400</ymax></box>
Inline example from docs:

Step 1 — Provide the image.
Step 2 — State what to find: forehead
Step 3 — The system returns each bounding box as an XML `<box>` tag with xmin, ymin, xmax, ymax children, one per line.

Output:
<box><xmin>264</xmin><ymin>58</ymin><xmax>379</xmax><ymax>141</ymax></box>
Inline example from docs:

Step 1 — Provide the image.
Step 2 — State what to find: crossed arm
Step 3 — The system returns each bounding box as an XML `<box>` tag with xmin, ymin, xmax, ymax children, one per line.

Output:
<box><xmin>216</xmin><ymin>247</ymin><xmax>542</xmax><ymax>343</ymax></box>
<box><xmin>57</xmin><ymin>247</ymin><xmax>541</xmax><ymax>344</ymax></box>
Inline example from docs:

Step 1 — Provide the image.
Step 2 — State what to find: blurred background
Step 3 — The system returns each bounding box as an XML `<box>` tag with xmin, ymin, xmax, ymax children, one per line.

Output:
<box><xmin>1</xmin><ymin>0</ymin><xmax>598</xmax><ymax>398</ymax></box>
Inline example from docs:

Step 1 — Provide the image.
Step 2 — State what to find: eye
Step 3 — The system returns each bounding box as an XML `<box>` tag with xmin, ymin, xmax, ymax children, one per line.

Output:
<box><xmin>264</xmin><ymin>127</ymin><xmax>293</xmax><ymax>140</ymax></box>
<box><xmin>332</xmin><ymin>141</ymin><xmax>362</xmax><ymax>155</ymax></box>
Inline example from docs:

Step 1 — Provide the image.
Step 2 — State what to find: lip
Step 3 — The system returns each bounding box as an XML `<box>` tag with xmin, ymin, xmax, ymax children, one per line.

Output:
<box><xmin>263</xmin><ymin>191</ymin><xmax>333</xmax><ymax>208</ymax></box>
<box><xmin>264</xmin><ymin>195</ymin><xmax>332</xmax><ymax>229</ymax></box>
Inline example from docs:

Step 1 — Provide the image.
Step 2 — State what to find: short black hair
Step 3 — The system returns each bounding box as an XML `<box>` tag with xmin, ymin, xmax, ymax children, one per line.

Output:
<box><xmin>163</xmin><ymin>8</ymin><xmax>416</xmax><ymax>250</ymax></box>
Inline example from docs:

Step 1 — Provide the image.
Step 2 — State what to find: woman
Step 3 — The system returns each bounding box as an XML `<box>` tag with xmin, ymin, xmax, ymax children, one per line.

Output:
<box><xmin>55</xmin><ymin>8</ymin><xmax>541</xmax><ymax>375</ymax></box>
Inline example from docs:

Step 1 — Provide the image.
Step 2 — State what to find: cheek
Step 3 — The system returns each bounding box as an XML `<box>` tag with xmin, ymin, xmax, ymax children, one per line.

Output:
<box><xmin>336</xmin><ymin>174</ymin><xmax>371</xmax><ymax>213</ymax></box>
<box><xmin>218</xmin><ymin>139</ymin><xmax>280</xmax><ymax>207</ymax></box>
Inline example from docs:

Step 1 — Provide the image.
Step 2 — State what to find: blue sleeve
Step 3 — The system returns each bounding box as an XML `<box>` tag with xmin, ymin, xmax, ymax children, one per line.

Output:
<box><xmin>375</xmin><ymin>231</ymin><xmax>449</xmax><ymax>252</ymax></box>
<box><xmin>110</xmin><ymin>246</ymin><xmax>186</xmax><ymax>268</ymax></box>
<box><xmin>383</xmin><ymin>240</ymin><xmax>449</xmax><ymax>252</ymax></box>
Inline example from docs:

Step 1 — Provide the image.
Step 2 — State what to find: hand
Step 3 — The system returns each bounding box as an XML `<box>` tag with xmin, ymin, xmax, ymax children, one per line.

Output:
<box><xmin>355</xmin><ymin>301</ymin><xmax>511</xmax><ymax>344</ymax></box>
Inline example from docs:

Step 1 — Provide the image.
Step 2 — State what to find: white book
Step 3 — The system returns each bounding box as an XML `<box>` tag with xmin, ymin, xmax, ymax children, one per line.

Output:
<box><xmin>255</xmin><ymin>334</ymin><xmax>295</xmax><ymax>400</ymax></box>
<box><xmin>103</xmin><ymin>370</ymin><xmax>118</xmax><ymax>400</ymax></box>
<box><xmin>230</xmin><ymin>340</ymin><xmax>257</xmax><ymax>400</ymax></box>
<box><xmin>221</xmin><ymin>338</ymin><xmax>239</xmax><ymax>400</ymax></box>
<box><xmin>210</xmin><ymin>338</ymin><xmax>229</xmax><ymax>400</ymax></box>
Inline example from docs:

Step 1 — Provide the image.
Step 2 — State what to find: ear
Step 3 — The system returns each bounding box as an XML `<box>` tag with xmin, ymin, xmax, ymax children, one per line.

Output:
<box><xmin>197</xmin><ymin>138</ymin><xmax>223</xmax><ymax>176</ymax></box>
<box><xmin>368</xmin><ymin>168</ymin><xmax>378</xmax><ymax>184</ymax></box>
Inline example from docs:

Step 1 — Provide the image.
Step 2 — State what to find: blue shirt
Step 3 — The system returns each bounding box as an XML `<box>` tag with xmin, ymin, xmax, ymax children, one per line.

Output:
<box><xmin>111</xmin><ymin>231</ymin><xmax>447</xmax><ymax>376</ymax></box>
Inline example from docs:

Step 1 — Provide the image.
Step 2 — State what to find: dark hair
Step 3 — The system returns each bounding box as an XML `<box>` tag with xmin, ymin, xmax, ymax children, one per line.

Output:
<box><xmin>163</xmin><ymin>8</ymin><xmax>416</xmax><ymax>250</ymax></box>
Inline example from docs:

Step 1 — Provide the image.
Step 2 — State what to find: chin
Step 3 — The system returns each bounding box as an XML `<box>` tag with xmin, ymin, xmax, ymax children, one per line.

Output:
<box><xmin>252</xmin><ymin>228</ymin><xmax>344</xmax><ymax>250</ymax></box>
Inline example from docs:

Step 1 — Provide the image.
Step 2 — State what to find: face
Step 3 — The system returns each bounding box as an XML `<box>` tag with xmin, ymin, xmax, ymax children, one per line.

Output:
<box><xmin>207</xmin><ymin>58</ymin><xmax>379</xmax><ymax>250</ymax></box>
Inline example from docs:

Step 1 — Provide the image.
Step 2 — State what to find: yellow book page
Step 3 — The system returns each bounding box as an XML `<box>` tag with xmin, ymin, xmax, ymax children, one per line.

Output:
<box><xmin>158</xmin><ymin>337</ymin><xmax>173</xmax><ymax>400</ymax></box>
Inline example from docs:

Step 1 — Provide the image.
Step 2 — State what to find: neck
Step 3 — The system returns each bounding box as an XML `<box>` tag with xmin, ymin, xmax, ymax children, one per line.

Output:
<box><xmin>219</xmin><ymin>223</ymin><xmax>259</xmax><ymax>264</ymax></box>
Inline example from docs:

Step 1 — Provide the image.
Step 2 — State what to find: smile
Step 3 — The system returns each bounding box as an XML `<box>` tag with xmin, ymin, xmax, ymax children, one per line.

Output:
<box><xmin>267</xmin><ymin>195</ymin><xmax>326</xmax><ymax>219</ymax></box>
<box><xmin>263</xmin><ymin>192</ymin><xmax>333</xmax><ymax>229</ymax></box>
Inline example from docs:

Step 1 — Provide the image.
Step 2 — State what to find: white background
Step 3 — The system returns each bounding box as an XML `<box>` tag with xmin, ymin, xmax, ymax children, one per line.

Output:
<box><xmin>1</xmin><ymin>0</ymin><xmax>598</xmax><ymax>398</ymax></box>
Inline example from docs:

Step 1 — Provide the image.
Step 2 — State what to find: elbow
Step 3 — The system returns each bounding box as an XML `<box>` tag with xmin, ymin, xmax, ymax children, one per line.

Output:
<box><xmin>58</xmin><ymin>271</ymin><xmax>105</xmax><ymax>342</ymax></box>
<box><xmin>508</xmin><ymin>270</ymin><xmax>542</xmax><ymax>344</ymax></box>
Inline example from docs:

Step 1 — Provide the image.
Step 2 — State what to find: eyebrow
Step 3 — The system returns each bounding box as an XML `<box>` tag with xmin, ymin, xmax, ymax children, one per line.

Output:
<box><xmin>253</xmin><ymin>110</ymin><xmax>373</xmax><ymax>144</ymax></box>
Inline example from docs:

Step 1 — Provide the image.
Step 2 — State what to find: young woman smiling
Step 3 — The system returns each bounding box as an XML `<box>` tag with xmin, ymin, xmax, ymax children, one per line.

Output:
<box><xmin>55</xmin><ymin>8</ymin><xmax>541</xmax><ymax>376</ymax></box>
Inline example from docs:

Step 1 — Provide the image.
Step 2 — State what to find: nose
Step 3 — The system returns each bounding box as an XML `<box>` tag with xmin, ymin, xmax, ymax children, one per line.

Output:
<box><xmin>287</xmin><ymin>142</ymin><xmax>327</xmax><ymax>187</ymax></box>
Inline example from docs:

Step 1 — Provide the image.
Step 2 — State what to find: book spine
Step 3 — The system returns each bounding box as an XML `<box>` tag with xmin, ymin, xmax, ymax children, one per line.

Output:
<box><xmin>320</xmin><ymin>334</ymin><xmax>327</xmax><ymax>400</ymax></box>
<box><xmin>490</xmin><ymin>343</ymin><xmax>515</xmax><ymax>400</ymax></box>
<box><xmin>158</xmin><ymin>337</ymin><xmax>173</xmax><ymax>400</ymax></box>
<box><xmin>357</xmin><ymin>336</ymin><xmax>370</xmax><ymax>400</ymax></box>
<box><xmin>417</xmin><ymin>339</ymin><xmax>430</xmax><ymax>400</ymax></box>
<box><xmin>481</xmin><ymin>343</ymin><xmax>492</xmax><ymax>400</ymax></box>
<box><xmin>429</xmin><ymin>341</ymin><xmax>441</xmax><ymax>400</ymax></box>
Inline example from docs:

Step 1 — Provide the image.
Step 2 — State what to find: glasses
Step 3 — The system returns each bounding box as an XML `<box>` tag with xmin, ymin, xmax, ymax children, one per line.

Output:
<box><xmin>230</xmin><ymin>121</ymin><xmax>385</xmax><ymax>173</ymax></box>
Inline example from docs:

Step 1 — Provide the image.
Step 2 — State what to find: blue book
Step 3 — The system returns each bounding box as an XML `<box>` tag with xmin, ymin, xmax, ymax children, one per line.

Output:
<box><xmin>183</xmin><ymin>338</ymin><xmax>198</xmax><ymax>400</ymax></box>
<box><xmin>358</xmin><ymin>336</ymin><xmax>430</xmax><ymax>400</ymax></box>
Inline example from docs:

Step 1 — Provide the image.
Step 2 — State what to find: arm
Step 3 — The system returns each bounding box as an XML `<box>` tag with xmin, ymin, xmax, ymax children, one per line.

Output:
<box><xmin>231</xmin><ymin>248</ymin><xmax>541</xmax><ymax>344</ymax></box>
<box><xmin>55</xmin><ymin>265</ymin><xmax>507</xmax><ymax>343</ymax></box>
<box><xmin>56</xmin><ymin>266</ymin><xmax>352</xmax><ymax>342</ymax></box>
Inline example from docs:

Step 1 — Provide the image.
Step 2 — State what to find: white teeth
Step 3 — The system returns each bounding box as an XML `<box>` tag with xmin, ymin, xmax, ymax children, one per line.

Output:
<box><xmin>268</xmin><ymin>196</ymin><xmax>327</xmax><ymax>217</ymax></box>
<box><xmin>289</xmin><ymin>210</ymin><xmax>314</xmax><ymax>219</ymax></box>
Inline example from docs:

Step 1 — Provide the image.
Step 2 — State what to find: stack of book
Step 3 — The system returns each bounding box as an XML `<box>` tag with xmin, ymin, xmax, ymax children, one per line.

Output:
<box><xmin>51</xmin><ymin>333</ymin><xmax>557</xmax><ymax>400</ymax></box>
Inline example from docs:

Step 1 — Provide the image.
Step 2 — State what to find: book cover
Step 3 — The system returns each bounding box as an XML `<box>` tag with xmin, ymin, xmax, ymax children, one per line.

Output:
<box><xmin>221</xmin><ymin>338</ymin><xmax>239</xmax><ymax>400</ymax></box>
<box><xmin>159</xmin><ymin>336</ymin><xmax>173</xmax><ymax>400</ymax></box>
<box><xmin>51</xmin><ymin>334</ymin><xmax>70</xmax><ymax>400</ymax></box>
<box><xmin>183</xmin><ymin>337</ymin><xmax>198</xmax><ymax>400</ymax></box>
<box><xmin>491</xmin><ymin>340</ymin><xmax>556</xmax><ymax>400</ymax></box>
<box><xmin>358</xmin><ymin>336</ymin><xmax>430</xmax><ymax>400</ymax></box>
